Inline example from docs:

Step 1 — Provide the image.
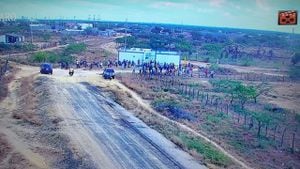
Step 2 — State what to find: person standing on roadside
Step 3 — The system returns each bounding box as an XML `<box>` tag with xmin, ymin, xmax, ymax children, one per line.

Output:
<box><xmin>76</xmin><ymin>60</ymin><xmax>80</xmax><ymax>68</ymax></box>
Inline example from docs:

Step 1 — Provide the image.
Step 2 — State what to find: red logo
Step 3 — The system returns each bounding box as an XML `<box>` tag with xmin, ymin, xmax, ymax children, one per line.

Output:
<box><xmin>278</xmin><ymin>10</ymin><xmax>297</xmax><ymax>25</ymax></box>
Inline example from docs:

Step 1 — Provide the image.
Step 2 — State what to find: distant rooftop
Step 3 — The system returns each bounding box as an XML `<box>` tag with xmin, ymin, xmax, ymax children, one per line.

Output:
<box><xmin>120</xmin><ymin>48</ymin><xmax>178</xmax><ymax>54</ymax></box>
<box><xmin>4</xmin><ymin>33</ymin><xmax>24</xmax><ymax>37</ymax></box>
<box><xmin>30</xmin><ymin>24</ymin><xmax>46</xmax><ymax>26</ymax></box>
<box><xmin>121</xmin><ymin>48</ymin><xmax>151</xmax><ymax>52</ymax></box>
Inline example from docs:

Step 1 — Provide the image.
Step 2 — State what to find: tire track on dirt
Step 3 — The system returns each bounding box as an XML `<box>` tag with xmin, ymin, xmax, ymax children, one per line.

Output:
<box><xmin>51</xmin><ymin>80</ymin><xmax>204</xmax><ymax>169</ymax></box>
<box><xmin>67</xmin><ymin>84</ymin><xmax>181</xmax><ymax>169</ymax></box>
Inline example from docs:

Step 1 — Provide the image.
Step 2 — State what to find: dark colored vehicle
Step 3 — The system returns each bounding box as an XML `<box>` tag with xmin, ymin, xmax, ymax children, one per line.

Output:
<box><xmin>102</xmin><ymin>68</ymin><xmax>115</xmax><ymax>79</ymax></box>
<box><xmin>40</xmin><ymin>63</ymin><xmax>53</xmax><ymax>74</ymax></box>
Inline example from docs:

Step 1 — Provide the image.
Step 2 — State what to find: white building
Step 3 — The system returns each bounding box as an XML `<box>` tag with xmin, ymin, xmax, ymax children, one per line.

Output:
<box><xmin>99</xmin><ymin>29</ymin><xmax>116</xmax><ymax>37</ymax></box>
<box><xmin>78</xmin><ymin>23</ymin><xmax>93</xmax><ymax>30</ymax></box>
<box><xmin>0</xmin><ymin>34</ymin><xmax>25</xmax><ymax>43</ymax></box>
<box><xmin>118</xmin><ymin>48</ymin><xmax>181</xmax><ymax>65</ymax></box>
<box><xmin>61</xmin><ymin>29</ymin><xmax>84</xmax><ymax>35</ymax></box>
<box><xmin>156</xmin><ymin>51</ymin><xmax>181</xmax><ymax>65</ymax></box>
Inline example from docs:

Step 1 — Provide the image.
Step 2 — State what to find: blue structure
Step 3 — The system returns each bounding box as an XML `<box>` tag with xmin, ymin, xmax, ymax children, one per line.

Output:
<box><xmin>118</xmin><ymin>48</ymin><xmax>181</xmax><ymax>65</ymax></box>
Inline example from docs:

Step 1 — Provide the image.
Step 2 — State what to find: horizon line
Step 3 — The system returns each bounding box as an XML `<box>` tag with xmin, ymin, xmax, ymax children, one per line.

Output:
<box><xmin>15</xmin><ymin>17</ymin><xmax>300</xmax><ymax>35</ymax></box>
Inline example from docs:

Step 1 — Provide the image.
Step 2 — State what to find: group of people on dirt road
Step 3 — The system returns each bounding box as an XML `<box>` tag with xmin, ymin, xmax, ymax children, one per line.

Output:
<box><xmin>61</xmin><ymin>59</ymin><xmax>216</xmax><ymax>79</ymax></box>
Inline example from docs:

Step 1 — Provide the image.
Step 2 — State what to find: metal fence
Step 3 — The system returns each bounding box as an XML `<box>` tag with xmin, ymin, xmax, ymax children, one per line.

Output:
<box><xmin>123</xmin><ymin>74</ymin><xmax>299</xmax><ymax>151</ymax></box>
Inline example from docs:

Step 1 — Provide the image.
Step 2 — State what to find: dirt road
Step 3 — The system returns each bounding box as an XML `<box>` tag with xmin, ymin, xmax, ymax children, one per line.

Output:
<box><xmin>0</xmin><ymin>44</ymin><xmax>68</xmax><ymax>58</ymax></box>
<box><xmin>47</xmin><ymin>69</ymin><xmax>205</xmax><ymax>169</ymax></box>
<box><xmin>0</xmin><ymin>65</ymin><xmax>205</xmax><ymax>169</ymax></box>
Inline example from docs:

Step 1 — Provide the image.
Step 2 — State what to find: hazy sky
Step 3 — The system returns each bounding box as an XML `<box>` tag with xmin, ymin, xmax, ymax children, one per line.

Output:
<box><xmin>0</xmin><ymin>0</ymin><xmax>299</xmax><ymax>33</ymax></box>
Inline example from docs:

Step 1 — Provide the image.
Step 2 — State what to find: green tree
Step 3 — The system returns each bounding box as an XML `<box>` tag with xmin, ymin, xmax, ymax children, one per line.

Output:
<box><xmin>201</xmin><ymin>43</ymin><xmax>223</xmax><ymax>59</ymax></box>
<box><xmin>175</xmin><ymin>40</ymin><xmax>192</xmax><ymax>53</ymax></box>
<box><xmin>252</xmin><ymin>111</ymin><xmax>272</xmax><ymax>137</ymax></box>
<box><xmin>211</xmin><ymin>79</ymin><xmax>257</xmax><ymax>108</ymax></box>
<box><xmin>211</xmin><ymin>80</ymin><xmax>242</xmax><ymax>104</ymax></box>
<box><xmin>252</xmin><ymin>83</ymin><xmax>270</xmax><ymax>103</ymax></box>
<box><xmin>235</xmin><ymin>85</ymin><xmax>257</xmax><ymax>109</ymax></box>
<box><xmin>115</xmin><ymin>36</ymin><xmax>136</xmax><ymax>48</ymax></box>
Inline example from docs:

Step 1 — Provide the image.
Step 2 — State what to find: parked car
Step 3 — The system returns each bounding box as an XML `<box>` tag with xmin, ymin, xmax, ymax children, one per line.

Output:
<box><xmin>102</xmin><ymin>68</ymin><xmax>115</xmax><ymax>79</ymax></box>
<box><xmin>40</xmin><ymin>63</ymin><xmax>53</xmax><ymax>74</ymax></box>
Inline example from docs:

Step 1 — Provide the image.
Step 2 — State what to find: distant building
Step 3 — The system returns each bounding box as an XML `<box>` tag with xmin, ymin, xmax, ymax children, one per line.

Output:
<box><xmin>30</xmin><ymin>24</ymin><xmax>52</xmax><ymax>31</ymax></box>
<box><xmin>156</xmin><ymin>51</ymin><xmax>181</xmax><ymax>65</ymax></box>
<box><xmin>118</xmin><ymin>48</ymin><xmax>181</xmax><ymax>65</ymax></box>
<box><xmin>77</xmin><ymin>23</ymin><xmax>93</xmax><ymax>30</ymax></box>
<box><xmin>61</xmin><ymin>29</ymin><xmax>84</xmax><ymax>35</ymax></box>
<box><xmin>0</xmin><ymin>34</ymin><xmax>25</xmax><ymax>43</ymax></box>
<box><xmin>114</xmin><ymin>28</ymin><xmax>132</xmax><ymax>33</ymax></box>
<box><xmin>99</xmin><ymin>29</ymin><xmax>116</xmax><ymax>37</ymax></box>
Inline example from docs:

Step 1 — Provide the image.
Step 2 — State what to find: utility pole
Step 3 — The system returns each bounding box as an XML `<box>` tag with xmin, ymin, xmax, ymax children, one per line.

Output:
<box><xmin>181</xmin><ymin>21</ymin><xmax>183</xmax><ymax>34</ymax></box>
<box><xmin>125</xmin><ymin>18</ymin><xmax>128</xmax><ymax>50</ymax></box>
<box><xmin>93</xmin><ymin>14</ymin><xmax>96</xmax><ymax>28</ymax></box>
<box><xmin>30</xmin><ymin>20</ymin><xmax>33</xmax><ymax>43</ymax></box>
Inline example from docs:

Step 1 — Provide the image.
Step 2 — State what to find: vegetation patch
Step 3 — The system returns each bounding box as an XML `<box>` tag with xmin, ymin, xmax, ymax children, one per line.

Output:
<box><xmin>63</xmin><ymin>43</ymin><xmax>87</xmax><ymax>55</ymax></box>
<box><xmin>288</xmin><ymin>66</ymin><xmax>300</xmax><ymax>80</ymax></box>
<box><xmin>117</xmin><ymin>73</ymin><xmax>300</xmax><ymax>169</ymax></box>
<box><xmin>29</xmin><ymin>43</ymin><xmax>87</xmax><ymax>64</ymax></box>
<box><xmin>179</xmin><ymin>134</ymin><xmax>232</xmax><ymax>167</ymax></box>
<box><xmin>0</xmin><ymin>43</ymin><xmax>36</xmax><ymax>54</ymax></box>
<box><xmin>206</xmin><ymin>112</ymin><xmax>228</xmax><ymax>124</ymax></box>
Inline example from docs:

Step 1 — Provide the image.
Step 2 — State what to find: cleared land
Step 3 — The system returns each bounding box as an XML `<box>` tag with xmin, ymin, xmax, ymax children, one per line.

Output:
<box><xmin>115</xmin><ymin>72</ymin><xmax>300</xmax><ymax>169</ymax></box>
<box><xmin>1</xmin><ymin>35</ymin><xmax>299</xmax><ymax>169</ymax></box>
<box><xmin>0</xmin><ymin>65</ymin><xmax>206</xmax><ymax>169</ymax></box>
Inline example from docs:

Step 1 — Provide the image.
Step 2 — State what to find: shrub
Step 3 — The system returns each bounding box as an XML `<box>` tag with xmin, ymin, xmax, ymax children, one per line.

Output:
<box><xmin>240</xmin><ymin>58</ymin><xmax>253</xmax><ymax>66</ymax></box>
<box><xmin>179</xmin><ymin>134</ymin><xmax>232</xmax><ymax>167</ymax></box>
<box><xmin>0</xmin><ymin>43</ymin><xmax>36</xmax><ymax>53</ymax></box>
<box><xmin>289</xmin><ymin>66</ymin><xmax>300</xmax><ymax>80</ymax></box>
<box><xmin>22</xmin><ymin>43</ymin><xmax>36</xmax><ymax>52</ymax></box>
<box><xmin>47</xmin><ymin>53</ymin><xmax>60</xmax><ymax>63</ymax></box>
<box><xmin>30</xmin><ymin>52</ymin><xmax>64</xmax><ymax>63</ymax></box>
<box><xmin>168</xmin><ymin>106</ymin><xmax>195</xmax><ymax>121</ymax></box>
<box><xmin>32</xmin><ymin>52</ymin><xmax>47</xmax><ymax>63</ymax></box>
<box><xmin>60</xmin><ymin>54</ymin><xmax>74</xmax><ymax>64</ymax></box>
<box><xmin>152</xmin><ymin>99</ymin><xmax>195</xmax><ymax>121</ymax></box>
<box><xmin>63</xmin><ymin>43</ymin><xmax>87</xmax><ymax>55</ymax></box>
<box><xmin>152</xmin><ymin>98</ymin><xmax>182</xmax><ymax>111</ymax></box>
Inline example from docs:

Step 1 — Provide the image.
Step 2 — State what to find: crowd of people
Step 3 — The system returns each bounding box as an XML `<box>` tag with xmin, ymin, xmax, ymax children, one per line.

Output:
<box><xmin>133</xmin><ymin>61</ymin><xmax>215</xmax><ymax>78</ymax></box>
<box><xmin>61</xmin><ymin>59</ymin><xmax>216</xmax><ymax>78</ymax></box>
